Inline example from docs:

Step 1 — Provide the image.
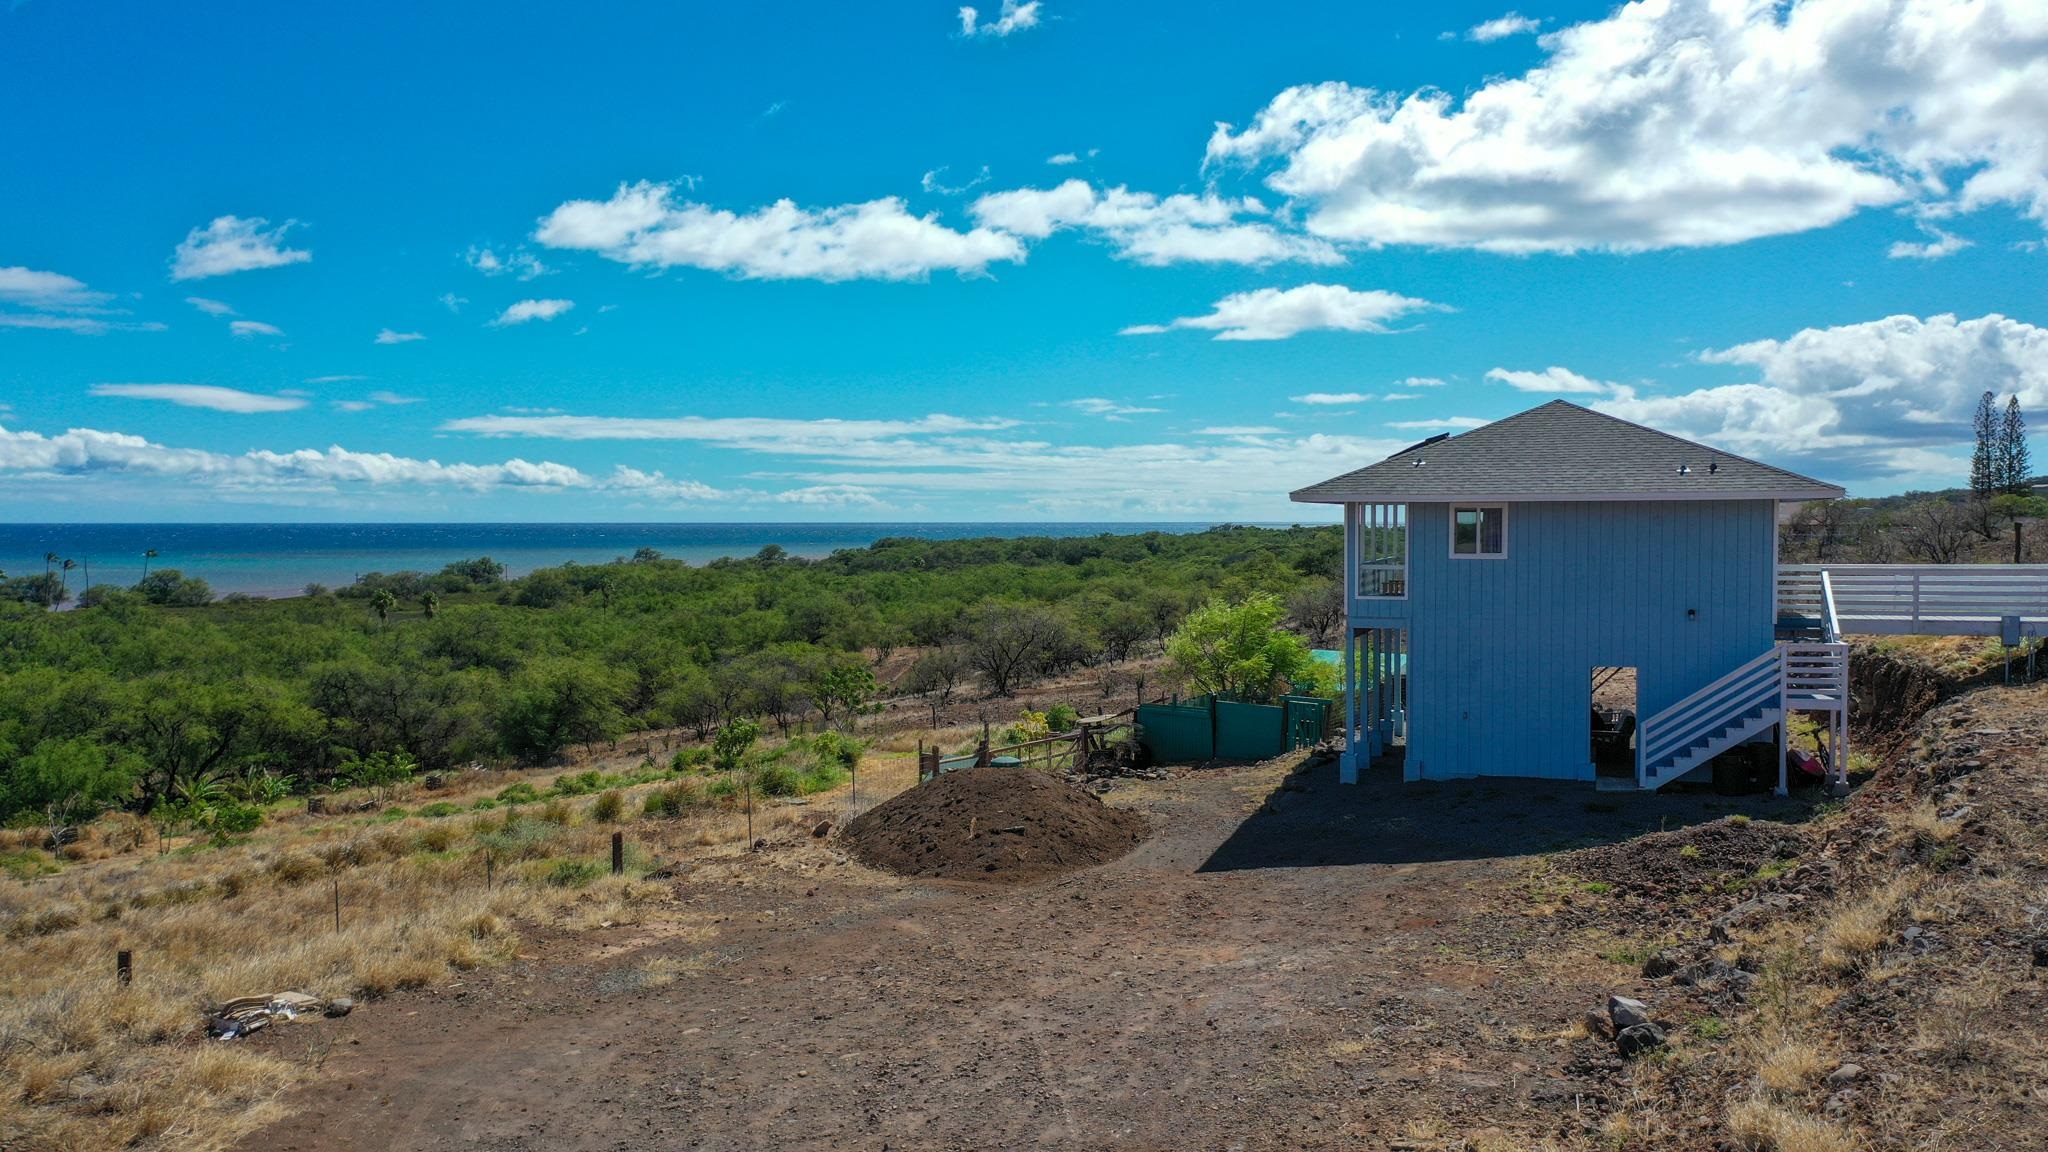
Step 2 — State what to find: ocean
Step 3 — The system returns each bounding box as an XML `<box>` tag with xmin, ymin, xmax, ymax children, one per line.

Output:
<box><xmin>0</xmin><ymin>522</ymin><xmax>1271</xmax><ymax>599</ymax></box>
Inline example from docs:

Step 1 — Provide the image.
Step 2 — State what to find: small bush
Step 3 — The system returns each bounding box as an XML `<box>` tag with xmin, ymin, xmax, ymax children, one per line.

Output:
<box><xmin>267</xmin><ymin>853</ymin><xmax>323</xmax><ymax>885</ymax></box>
<box><xmin>551</xmin><ymin>770</ymin><xmax>615</xmax><ymax>797</ymax></box>
<box><xmin>415</xmin><ymin>823</ymin><xmax>460</xmax><ymax>853</ymax></box>
<box><xmin>496</xmin><ymin>782</ymin><xmax>541</xmax><ymax>805</ymax></box>
<box><xmin>417</xmin><ymin>801</ymin><xmax>461</xmax><ymax>819</ymax></box>
<box><xmin>809</xmin><ymin>730</ymin><xmax>865</xmax><ymax>772</ymax></box>
<box><xmin>538</xmin><ymin>799</ymin><xmax>573</xmax><ymax>826</ymax></box>
<box><xmin>590</xmin><ymin>790</ymin><xmax>625</xmax><ymax>823</ymax></box>
<box><xmin>378</xmin><ymin>806</ymin><xmax>411</xmax><ymax>822</ymax></box>
<box><xmin>671</xmin><ymin>746</ymin><xmax>713</xmax><ymax>772</ymax></box>
<box><xmin>470</xmin><ymin>797</ymin><xmax>499</xmax><ymax>811</ymax></box>
<box><xmin>753</xmin><ymin>761</ymin><xmax>804</xmax><ymax>798</ymax></box>
<box><xmin>643</xmin><ymin>780</ymin><xmax>704</xmax><ymax>818</ymax></box>
<box><xmin>545</xmin><ymin>859</ymin><xmax>604</xmax><ymax>888</ymax></box>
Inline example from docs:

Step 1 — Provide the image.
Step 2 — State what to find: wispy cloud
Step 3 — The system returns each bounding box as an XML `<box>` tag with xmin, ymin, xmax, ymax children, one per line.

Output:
<box><xmin>0</xmin><ymin>265</ymin><xmax>157</xmax><ymax>335</ymax></box>
<box><xmin>304</xmin><ymin>375</ymin><xmax>367</xmax><ymax>384</ymax></box>
<box><xmin>1887</xmin><ymin>226</ymin><xmax>1973</xmax><ymax>260</ymax></box>
<box><xmin>1387</xmin><ymin>416</ymin><xmax>1487</xmax><ymax>430</ymax></box>
<box><xmin>229</xmin><ymin>319</ymin><xmax>284</xmax><ymax>338</ymax></box>
<box><xmin>1466</xmin><ymin>11</ymin><xmax>1539</xmax><ymax>41</ymax></box>
<box><xmin>185</xmin><ymin>296</ymin><xmax>235</xmax><ymax>316</ymax></box>
<box><xmin>89</xmin><ymin>383</ymin><xmax>307</xmax><ymax>413</ymax></box>
<box><xmin>1064</xmin><ymin>398</ymin><xmax>1164</xmax><ymax>420</ymax></box>
<box><xmin>464</xmin><ymin>246</ymin><xmax>548</xmax><ymax>279</ymax></box>
<box><xmin>972</xmin><ymin>180</ymin><xmax>1339</xmax><ymax>267</ymax></box>
<box><xmin>1291</xmin><ymin>392</ymin><xmax>1371</xmax><ymax>405</ymax></box>
<box><xmin>374</xmin><ymin>328</ymin><xmax>426</xmax><ymax>344</ymax></box>
<box><xmin>170</xmin><ymin>215</ymin><xmax>311</xmax><ymax>280</ymax></box>
<box><xmin>1484</xmin><ymin>366</ymin><xmax>1617</xmax><ymax>394</ymax></box>
<box><xmin>958</xmin><ymin>1</ymin><xmax>1040</xmax><ymax>38</ymax></box>
<box><xmin>1123</xmin><ymin>284</ymin><xmax>1443</xmax><ymax>341</ymax></box>
<box><xmin>920</xmin><ymin>165</ymin><xmax>992</xmax><ymax>196</ymax></box>
<box><xmin>490</xmin><ymin>298</ymin><xmax>575</xmax><ymax>326</ymax></box>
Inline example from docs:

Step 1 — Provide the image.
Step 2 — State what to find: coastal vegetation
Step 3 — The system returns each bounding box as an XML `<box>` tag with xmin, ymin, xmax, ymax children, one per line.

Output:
<box><xmin>0</xmin><ymin>526</ymin><xmax>1342</xmax><ymax>830</ymax></box>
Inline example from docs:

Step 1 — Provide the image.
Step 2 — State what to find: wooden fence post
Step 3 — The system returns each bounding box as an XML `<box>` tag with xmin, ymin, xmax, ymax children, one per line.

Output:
<box><xmin>611</xmin><ymin>831</ymin><xmax>624</xmax><ymax>875</ymax></box>
<box><xmin>117</xmin><ymin>949</ymin><xmax>132</xmax><ymax>986</ymax></box>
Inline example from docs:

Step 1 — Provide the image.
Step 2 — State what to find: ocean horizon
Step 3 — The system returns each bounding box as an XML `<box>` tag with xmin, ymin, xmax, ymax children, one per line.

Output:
<box><xmin>0</xmin><ymin>521</ymin><xmax>1314</xmax><ymax>599</ymax></box>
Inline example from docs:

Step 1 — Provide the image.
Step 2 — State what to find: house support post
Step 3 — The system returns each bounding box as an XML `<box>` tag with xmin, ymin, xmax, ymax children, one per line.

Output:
<box><xmin>1339</xmin><ymin>628</ymin><xmax>1359</xmax><ymax>784</ymax></box>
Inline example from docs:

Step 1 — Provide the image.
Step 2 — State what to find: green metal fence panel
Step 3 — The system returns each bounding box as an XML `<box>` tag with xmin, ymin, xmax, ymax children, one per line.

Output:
<box><xmin>1136</xmin><ymin>703</ymin><xmax>1213</xmax><ymax>763</ymax></box>
<box><xmin>1214</xmin><ymin>699</ymin><xmax>1284</xmax><ymax>760</ymax></box>
<box><xmin>1282</xmin><ymin>695</ymin><xmax>1331</xmax><ymax>751</ymax></box>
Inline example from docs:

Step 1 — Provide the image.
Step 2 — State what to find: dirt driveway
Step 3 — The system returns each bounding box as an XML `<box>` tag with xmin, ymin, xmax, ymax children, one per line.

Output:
<box><xmin>238</xmin><ymin>759</ymin><xmax>1809</xmax><ymax>1151</ymax></box>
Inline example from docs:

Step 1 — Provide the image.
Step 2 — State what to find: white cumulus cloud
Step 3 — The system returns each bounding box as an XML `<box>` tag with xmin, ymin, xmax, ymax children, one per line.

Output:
<box><xmin>536</xmin><ymin>181</ymin><xmax>1024</xmax><ymax>281</ymax></box>
<box><xmin>1291</xmin><ymin>392</ymin><xmax>1372</xmax><ymax>405</ymax></box>
<box><xmin>374</xmin><ymin>329</ymin><xmax>426</xmax><ymax>344</ymax></box>
<box><xmin>1207</xmin><ymin>0</ymin><xmax>2048</xmax><ymax>253</ymax></box>
<box><xmin>1596</xmin><ymin>312</ymin><xmax>2048</xmax><ymax>480</ymax></box>
<box><xmin>170</xmin><ymin>216</ymin><xmax>312</xmax><ymax>280</ymax></box>
<box><xmin>1122</xmin><ymin>284</ymin><xmax>1442</xmax><ymax>341</ymax></box>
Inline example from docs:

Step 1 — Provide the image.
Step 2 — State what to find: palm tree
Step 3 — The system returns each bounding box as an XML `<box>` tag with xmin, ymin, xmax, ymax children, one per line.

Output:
<box><xmin>420</xmin><ymin>589</ymin><xmax>441</xmax><ymax>619</ymax></box>
<box><xmin>43</xmin><ymin>551</ymin><xmax>57</xmax><ymax>578</ymax></box>
<box><xmin>142</xmin><ymin>549</ymin><xmax>159</xmax><ymax>578</ymax></box>
<box><xmin>59</xmin><ymin>558</ymin><xmax>76</xmax><ymax>597</ymax></box>
<box><xmin>370</xmin><ymin>588</ymin><xmax>398</xmax><ymax>627</ymax></box>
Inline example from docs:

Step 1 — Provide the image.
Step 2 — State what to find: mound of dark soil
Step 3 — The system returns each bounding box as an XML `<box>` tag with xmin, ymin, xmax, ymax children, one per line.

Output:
<box><xmin>843</xmin><ymin>768</ymin><xmax>1147</xmax><ymax>884</ymax></box>
<box><xmin>1566</xmin><ymin>816</ymin><xmax>1808</xmax><ymax>898</ymax></box>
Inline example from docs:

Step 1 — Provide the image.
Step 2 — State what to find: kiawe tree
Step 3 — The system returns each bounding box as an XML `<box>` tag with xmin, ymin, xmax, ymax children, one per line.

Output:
<box><xmin>1165</xmin><ymin>592</ymin><xmax>1333</xmax><ymax>703</ymax></box>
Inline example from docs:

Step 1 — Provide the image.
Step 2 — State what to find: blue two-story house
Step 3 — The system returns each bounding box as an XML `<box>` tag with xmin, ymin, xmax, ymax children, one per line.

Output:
<box><xmin>1292</xmin><ymin>400</ymin><xmax>1848</xmax><ymax>792</ymax></box>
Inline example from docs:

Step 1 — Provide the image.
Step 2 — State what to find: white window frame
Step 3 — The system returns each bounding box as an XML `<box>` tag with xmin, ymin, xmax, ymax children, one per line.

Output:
<box><xmin>1448</xmin><ymin>504</ymin><xmax>1508</xmax><ymax>559</ymax></box>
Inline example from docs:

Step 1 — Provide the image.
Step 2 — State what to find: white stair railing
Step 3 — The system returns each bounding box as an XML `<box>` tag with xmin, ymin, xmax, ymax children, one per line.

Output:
<box><xmin>1636</xmin><ymin>647</ymin><xmax>1783</xmax><ymax>786</ymax></box>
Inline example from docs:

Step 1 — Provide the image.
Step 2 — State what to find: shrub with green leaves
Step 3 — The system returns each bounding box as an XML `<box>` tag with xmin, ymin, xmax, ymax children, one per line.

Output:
<box><xmin>590</xmin><ymin>790</ymin><xmax>624</xmax><ymax>823</ymax></box>
<box><xmin>544</xmin><ymin>859</ymin><xmax>604</xmax><ymax>887</ymax></box>
<box><xmin>417</xmin><ymin>801</ymin><xmax>461</xmax><ymax>818</ymax></box>
<box><xmin>496</xmin><ymin>782</ymin><xmax>541</xmax><ymax>805</ymax></box>
<box><xmin>642</xmin><ymin>780</ymin><xmax>704</xmax><ymax>818</ymax></box>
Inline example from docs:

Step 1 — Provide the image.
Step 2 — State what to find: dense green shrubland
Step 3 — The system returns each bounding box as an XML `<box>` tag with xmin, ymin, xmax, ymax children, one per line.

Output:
<box><xmin>0</xmin><ymin>525</ymin><xmax>1341</xmax><ymax>825</ymax></box>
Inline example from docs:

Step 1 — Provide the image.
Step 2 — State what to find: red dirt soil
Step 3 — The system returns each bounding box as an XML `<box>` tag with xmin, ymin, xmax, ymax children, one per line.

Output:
<box><xmin>842</xmin><ymin>767</ymin><xmax>1147</xmax><ymax>884</ymax></box>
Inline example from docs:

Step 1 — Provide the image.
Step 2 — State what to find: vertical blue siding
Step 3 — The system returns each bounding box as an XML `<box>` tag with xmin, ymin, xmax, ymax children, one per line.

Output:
<box><xmin>1391</xmin><ymin>500</ymin><xmax>1776</xmax><ymax>782</ymax></box>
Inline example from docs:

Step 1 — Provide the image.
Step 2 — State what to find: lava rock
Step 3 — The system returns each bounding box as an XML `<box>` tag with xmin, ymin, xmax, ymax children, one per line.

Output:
<box><xmin>1616</xmin><ymin>1023</ymin><xmax>1666</xmax><ymax>1057</ymax></box>
<box><xmin>1825</xmin><ymin>1063</ymin><xmax>1864</xmax><ymax>1087</ymax></box>
<box><xmin>1641</xmin><ymin>950</ymin><xmax>1681</xmax><ymax>978</ymax></box>
<box><xmin>1608</xmin><ymin>994</ymin><xmax>1652</xmax><ymax>1032</ymax></box>
<box><xmin>324</xmin><ymin>997</ymin><xmax>355</xmax><ymax>1018</ymax></box>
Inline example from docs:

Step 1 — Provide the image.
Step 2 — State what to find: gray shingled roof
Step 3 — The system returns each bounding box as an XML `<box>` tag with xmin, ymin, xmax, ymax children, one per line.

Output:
<box><xmin>1291</xmin><ymin>400</ymin><xmax>1844</xmax><ymax>504</ymax></box>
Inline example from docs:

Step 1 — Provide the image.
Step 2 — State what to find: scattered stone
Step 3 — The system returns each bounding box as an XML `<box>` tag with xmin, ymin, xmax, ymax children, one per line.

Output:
<box><xmin>2032</xmin><ymin>939</ymin><xmax>2048</xmax><ymax>968</ymax></box>
<box><xmin>1580</xmin><ymin>1008</ymin><xmax>1611</xmax><ymax>1039</ymax></box>
<box><xmin>1608</xmin><ymin>995</ymin><xmax>1652</xmax><ymax>1032</ymax></box>
<box><xmin>1616</xmin><ymin>1022</ymin><xmax>1666</xmax><ymax>1057</ymax></box>
<box><xmin>1825</xmin><ymin>1063</ymin><xmax>1864</xmax><ymax>1087</ymax></box>
<box><xmin>324</xmin><ymin>997</ymin><xmax>355</xmax><ymax>1018</ymax></box>
<box><xmin>1641</xmin><ymin>950</ymin><xmax>1681</xmax><ymax>978</ymax></box>
<box><xmin>811</xmin><ymin>820</ymin><xmax>833</xmax><ymax>839</ymax></box>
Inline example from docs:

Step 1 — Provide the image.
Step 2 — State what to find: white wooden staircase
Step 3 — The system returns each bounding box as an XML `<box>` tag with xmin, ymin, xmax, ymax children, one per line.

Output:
<box><xmin>1638</xmin><ymin>575</ymin><xmax>1850</xmax><ymax>792</ymax></box>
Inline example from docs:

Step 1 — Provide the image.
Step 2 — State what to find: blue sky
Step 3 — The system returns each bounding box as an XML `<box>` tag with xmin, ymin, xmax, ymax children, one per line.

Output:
<box><xmin>2</xmin><ymin>0</ymin><xmax>2045</xmax><ymax>522</ymax></box>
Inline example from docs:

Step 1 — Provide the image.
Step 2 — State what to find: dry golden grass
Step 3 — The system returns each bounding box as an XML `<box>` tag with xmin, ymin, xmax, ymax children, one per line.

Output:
<box><xmin>1726</xmin><ymin>1098</ymin><xmax>1858</xmax><ymax>1152</ymax></box>
<box><xmin>0</xmin><ymin>744</ymin><xmax>922</xmax><ymax>1151</ymax></box>
<box><xmin>1755</xmin><ymin>1038</ymin><xmax>1831</xmax><ymax>1095</ymax></box>
<box><xmin>1816</xmin><ymin>877</ymin><xmax>1915</xmax><ymax>974</ymax></box>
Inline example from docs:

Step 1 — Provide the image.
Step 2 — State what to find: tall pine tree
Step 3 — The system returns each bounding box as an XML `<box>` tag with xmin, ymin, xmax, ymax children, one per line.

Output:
<box><xmin>1970</xmin><ymin>390</ymin><xmax>1999</xmax><ymax>496</ymax></box>
<box><xmin>2000</xmin><ymin>394</ymin><xmax>2031</xmax><ymax>495</ymax></box>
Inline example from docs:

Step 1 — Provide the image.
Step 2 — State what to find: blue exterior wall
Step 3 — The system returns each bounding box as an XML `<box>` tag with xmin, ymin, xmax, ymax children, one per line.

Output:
<box><xmin>1387</xmin><ymin>499</ymin><xmax>1776</xmax><ymax>782</ymax></box>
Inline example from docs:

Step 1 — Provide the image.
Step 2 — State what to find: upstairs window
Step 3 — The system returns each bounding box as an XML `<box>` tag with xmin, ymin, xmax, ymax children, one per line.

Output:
<box><xmin>1451</xmin><ymin>506</ymin><xmax>1506</xmax><ymax>557</ymax></box>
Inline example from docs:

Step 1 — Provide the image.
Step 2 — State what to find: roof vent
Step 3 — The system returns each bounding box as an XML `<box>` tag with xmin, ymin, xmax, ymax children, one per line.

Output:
<box><xmin>1411</xmin><ymin>459</ymin><xmax>1426</xmax><ymax>468</ymax></box>
<box><xmin>1676</xmin><ymin>464</ymin><xmax>1692</xmax><ymax>476</ymax></box>
<box><xmin>1708</xmin><ymin>460</ymin><xmax>1720</xmax><ymax>475</ymax></box>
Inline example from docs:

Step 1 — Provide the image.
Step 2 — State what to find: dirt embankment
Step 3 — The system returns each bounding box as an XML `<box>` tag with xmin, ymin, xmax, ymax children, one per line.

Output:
<box><xmin>842</xmin><ymin>766</ymin><xmax>1147</xmax><ymax>884</ymax></box>
<box><xmin>1567</xmin><ymin>680</ymin><xmax>2048</xmax><ymax>1150</ymax></box>
<box><xmin>1849</xmin><ymin>638</ymin><xmax>2033</xmax><ymax>750</ymax></box>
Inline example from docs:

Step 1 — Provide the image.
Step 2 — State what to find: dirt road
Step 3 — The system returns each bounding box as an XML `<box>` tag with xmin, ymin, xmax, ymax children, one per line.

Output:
<box><xmin>238</xmin><ymin>759</ymin><xmax>1806</xmax><ymax>1151</ymax></box>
